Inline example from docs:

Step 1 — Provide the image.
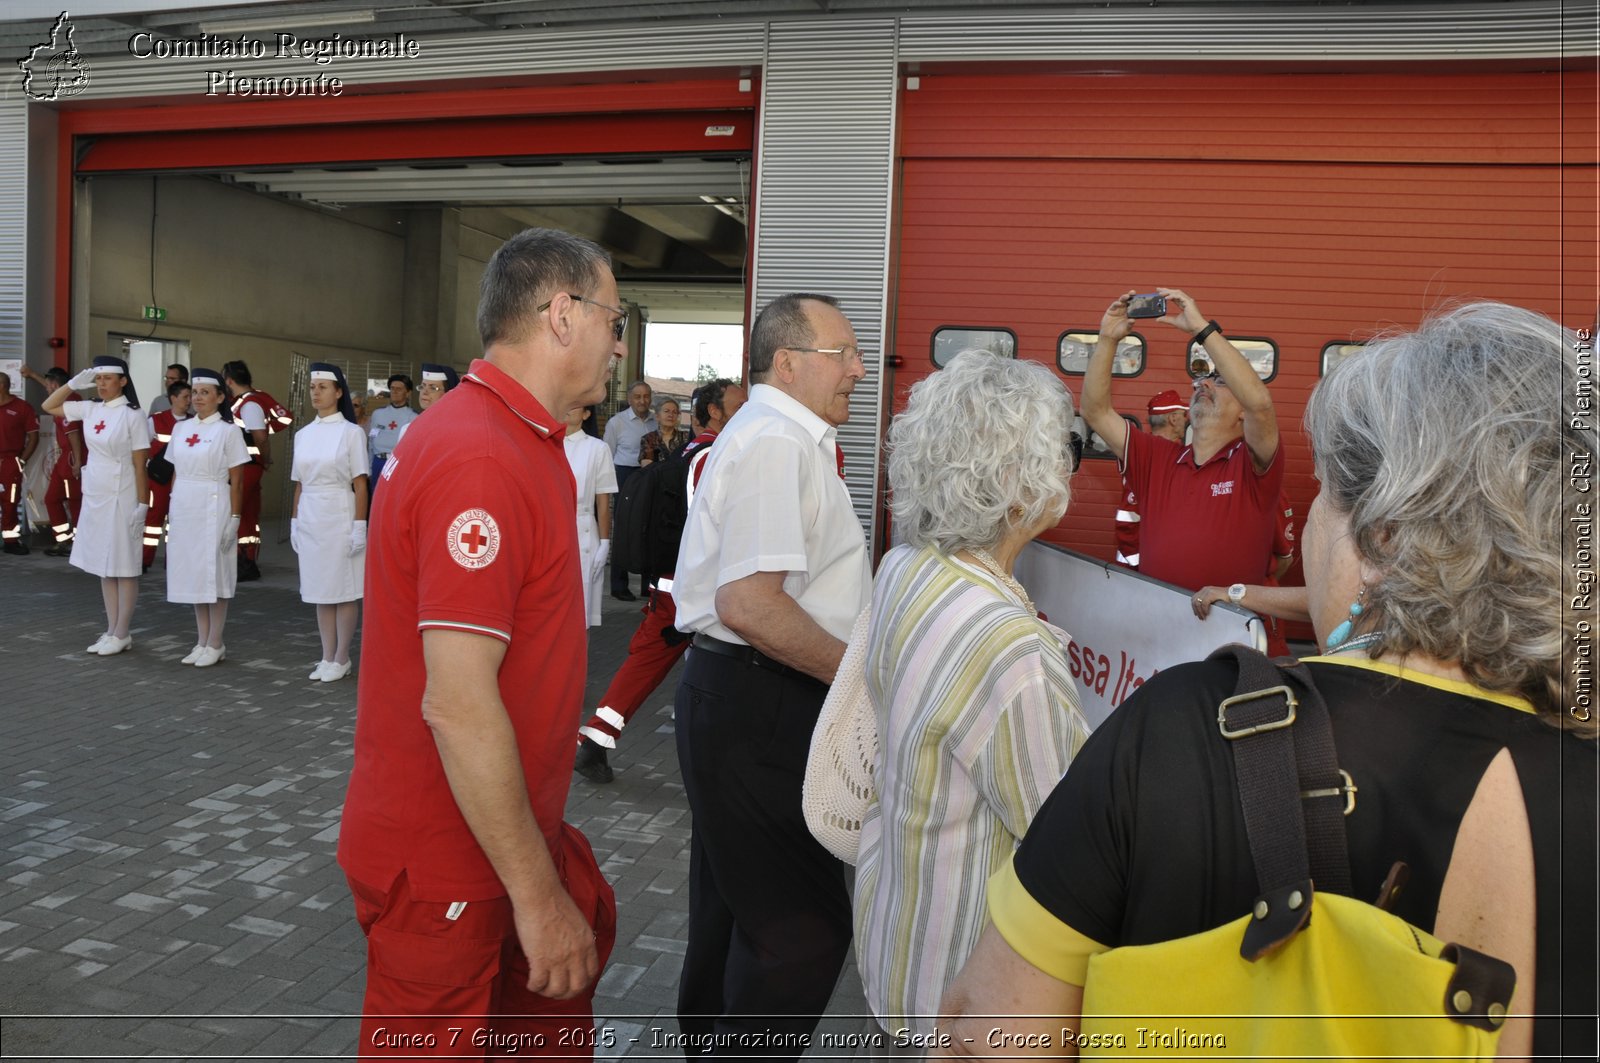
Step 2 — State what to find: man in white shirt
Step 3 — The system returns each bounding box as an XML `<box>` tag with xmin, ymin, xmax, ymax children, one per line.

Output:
<box><xmin>603</xmin><ymin>380</ymin><xmax>655</xmax><ymax>600</ymax></box>
<box><xmin>671</xmin><ymin>292</ymin><xmax>871</xmax><ymax>1058</ymax></box>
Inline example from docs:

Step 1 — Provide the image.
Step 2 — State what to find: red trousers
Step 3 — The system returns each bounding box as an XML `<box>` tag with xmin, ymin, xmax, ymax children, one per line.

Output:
<box><xmin>578</xmin><ymin>587</ymin><xmax>688</xmax><ymax>748</ymax></box>
<box><xmin>237</xmin><ymin>460</ymin><xmax>264</xmax><ymax>560</ymax></box>
<box><xmin>0</xmin><ymin>453</ymin><xmax>22</xmax><ymax>541</ymax></box>
<box><xmin>348</xmin><ymin>823</ymin><xmax>617</xmax><ymax>1060</ymax></box>
<box><xmin>44</xmin><ymin>452</ymin><xmax>80</xmax><ymax>543</ymax></box>
<box><xmin>143</xmin><ymin>479</ymin><xmax>172</xmax><ymax>567</ymax></box>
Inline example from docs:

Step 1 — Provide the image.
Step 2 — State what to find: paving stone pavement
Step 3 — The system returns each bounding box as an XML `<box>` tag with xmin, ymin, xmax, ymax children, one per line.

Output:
<box><xmin>1</xmin><ymin>523</ymin><xmax>869</xmax><ymax>1060</ymax></box>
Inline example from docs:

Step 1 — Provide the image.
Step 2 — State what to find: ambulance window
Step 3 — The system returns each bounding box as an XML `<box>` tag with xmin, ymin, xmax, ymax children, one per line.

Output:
<box><xmin>1321</xmin><ymin>342</ymin><xmax>1365</xmax><ymax>375</ymax></box>
<box><xmin>1188</xmin><ymin>337</ymin><xmax>1277</xmax><ymax>383</ymax></box>
<box><xmin>1058</xmin><ymin>332</ymin><xmax>1145</xmax><ymax>376</ymax></box>
<box><xmin>932</xmin><ymin>327</ymin><xmax>1016</xmax><ymax>367</ymax></box>
<box><xmin>1072</xmin><ymin>413</ymin><xmax>1142</xmax><ymax>462</ymax></box>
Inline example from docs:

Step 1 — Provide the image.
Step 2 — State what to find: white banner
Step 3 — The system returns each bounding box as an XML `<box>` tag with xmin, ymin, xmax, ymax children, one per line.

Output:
<box><xmin>1018</xmin><ymin>541</ymin><xmax>1264</xmax><ymax>728</ymax></box>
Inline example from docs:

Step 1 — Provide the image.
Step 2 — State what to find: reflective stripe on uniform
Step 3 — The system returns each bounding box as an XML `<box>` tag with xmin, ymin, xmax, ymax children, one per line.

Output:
<box><xmin>578</xmin><ymin>725</ymin><xmax>617</xmax><ymax>749</ymax></box>
<box><xmin>654</xmin><ymin>577</ymin><xmax>675</xmax><ymax>594</ymax></box>
<box><xmin>596</xmin><ymin>706</ymin><xmax>626</xmax><ymax>730</ymax></box>
<box><xmin>1116</xmin><ymin>551</ymin><xmax>1140</xmax><ymax>566</ymax></box>
<box><xmin>1115</xmin><ymin>510</ymin><xmax>1140</xmax><ymax>523</ymax></box>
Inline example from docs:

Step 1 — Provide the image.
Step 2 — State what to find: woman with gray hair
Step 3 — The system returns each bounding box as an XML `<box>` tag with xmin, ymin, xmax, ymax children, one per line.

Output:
<box><xmin>853</xmin><ymin>350</ymin><xmax>1091</xmax><ymax>1051</ymax></box>
<box><xmin>939</xmin><ymin>302</ymin><xmax>1596</xmax><ymax>1060</ymax></box>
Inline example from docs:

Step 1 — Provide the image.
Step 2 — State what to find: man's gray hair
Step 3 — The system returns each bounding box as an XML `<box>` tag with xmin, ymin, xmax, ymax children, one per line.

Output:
<box><xmin>749</xmin><ymin>293</ymin><xmax>839</xmax><ymax>378</ymax></box>
<box><xmin>1306</xmin><ymin>301</ymin><xmax>1592</xmax><ymax>733</ymax></box>
<box><xmin>889</xmin><ymin>351</ymin><xmax>1075</xmax><ymax>555</ymax></box>
<box><xmin>477</xmin><ymin>228</ymin><xmax>612</xmax><ymax>348</ymax></box>
<box><xmin>629</xmin><ymin>380</ymin><xmax>652</xmax><ymax>395</ymax></box>
<box><xmin>1150</xmin><ymin>412</ymin><xmax>1176</xmax><ymax>431</ymax></box>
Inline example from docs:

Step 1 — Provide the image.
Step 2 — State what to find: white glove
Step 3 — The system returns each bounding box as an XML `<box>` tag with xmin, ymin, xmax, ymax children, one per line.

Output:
<box><xmin>349</xmin><ymin>520</ymin><xmax>368</xmax><ymax>557</ymax></box>
<box><xmin>131</xmin><ymin>502</ymin><xmax>148</xmax><ymax>534</ymax></box>
<box><xmin>221</xmin><ymin>515</ymin><xmax>240</xmax><ymax>552</ymax></box>
<box><xmin>68</xmin><ymin>367</ymin><xmax>98</xmax><ymax>391</ymax></box>
<box><xmin>589</xmin><ymin>539</ymin><xmax>610</xmax><ymax>585</ymax></box>
<box><xmin>290</xmin><ymin>517</ymin><xmax>301</xmax><ymax>554</ymax></box>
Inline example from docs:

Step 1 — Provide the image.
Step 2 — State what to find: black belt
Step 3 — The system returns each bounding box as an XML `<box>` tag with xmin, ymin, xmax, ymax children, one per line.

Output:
<box><xmin>692</xmin><ymin>633</ymin><xmax>807</xmax><ymax>681</ymax></box>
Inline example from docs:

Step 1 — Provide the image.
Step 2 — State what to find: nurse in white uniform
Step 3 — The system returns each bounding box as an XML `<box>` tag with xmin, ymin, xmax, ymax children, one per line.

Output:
<box><xmin>41</xmin><ymin>356</ymin><xmax>151</xmax><ymax>656</ymax></box>
<box><xmin>564</xmin><ymin>404</ymin><xmax>617</xmax><ymax>628</ymax></box>
<box><xmin>165</xmin><ymin>369</ymin><xmax>249</xmax><ymax>667</ymax></box>
<box><xmin>291</xmin><ymin>363</ymin><xmax>369</xmax><ymax>682</ymax></box>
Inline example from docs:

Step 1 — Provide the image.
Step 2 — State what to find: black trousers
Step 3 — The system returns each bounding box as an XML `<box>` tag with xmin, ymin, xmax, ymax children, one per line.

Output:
<box><xmin>673</xmin><ymin>648</ymin><xmax>852</xmax><ymax>1060</ymax></box>
<box><xmin>610</xmin><ymin>464</ymin><xmax>643</xmax><ymax>595</ymax></box>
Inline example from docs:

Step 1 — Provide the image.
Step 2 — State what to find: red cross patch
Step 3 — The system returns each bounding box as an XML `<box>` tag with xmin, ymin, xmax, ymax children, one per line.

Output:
<box><xmin>93</xmin><ymin>421</ymin><xmax>106</xmax><ymax>434</ymax></box>
<box><xmin>387</xmin><ymin>420</ymin><xmax>398</xmax><ymax>430</ymax></box>
<box><xmin>185</xmin><ymin>433</ymin><xmax>202</xmax><ymax>447</ymax></box>
<box><xmin>447</xmin><ymin>509</ymin><xmax>500</xmax><ymax>570</ymax></box>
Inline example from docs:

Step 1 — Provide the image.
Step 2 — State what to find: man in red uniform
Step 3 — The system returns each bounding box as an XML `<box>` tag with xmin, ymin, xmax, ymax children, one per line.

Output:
<box><xmin>1082</xmin><ymin>288</ymin><xmax>1283</xmax><ymax>611</ymax></box>
<box><xmin>20</xmin><ymin>365</ymin><xmax>81</xmax><ymax>555</ymax></box>
<box><xmin>0</xmin><ymin>370</ymin><xmax>39</xmax><ymax>554</ymax></box>
<box><xmin>1113</xmin><ymin>388</ymin><xmax>1188</xmax><ymax>569</ymax></box>
<box><xmin>574</xmin><ymin>378</ymin><xmax>747</xmax><ymax>784</ymax></box>
<box><xmin>222</xmin><ymin>360</ymin><xmax>292</xmax><ymax>581</ymax></box>
<box><xmin>143</xmin><ymin>380</ymin><xmax>192</xmax><ymax>571</ymax></box>
<box><xmin>339</xmin><ymin>228</ymin><xmax>625</xmax><ymax>1058</ymax></box>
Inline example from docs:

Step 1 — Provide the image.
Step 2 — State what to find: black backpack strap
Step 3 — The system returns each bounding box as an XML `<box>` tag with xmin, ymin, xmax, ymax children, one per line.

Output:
<box><xmin>1210</xmin><ymin>646</ymin><xmax>1354</xmax><ymax>958</ymax></box>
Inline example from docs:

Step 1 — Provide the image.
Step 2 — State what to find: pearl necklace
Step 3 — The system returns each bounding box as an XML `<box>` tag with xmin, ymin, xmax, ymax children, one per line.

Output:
<box><xmin>968</xmin><ymin>548</ymin><xmax>1037</xmax><ymax>616</ymax></box>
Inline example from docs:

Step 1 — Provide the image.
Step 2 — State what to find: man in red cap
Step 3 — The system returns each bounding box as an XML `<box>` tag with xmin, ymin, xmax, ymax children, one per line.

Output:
<box><xmin>1113</xmin><ymin>390</ymin><xmax>1187</xmax><ymax>568</ymax></box>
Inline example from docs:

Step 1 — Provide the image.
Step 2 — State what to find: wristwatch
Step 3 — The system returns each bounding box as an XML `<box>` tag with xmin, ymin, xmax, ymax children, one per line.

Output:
<box><xmin>1227</xmin><ymin>583</ymin><xmax>1247</xmax><ymax>605</ymax></box>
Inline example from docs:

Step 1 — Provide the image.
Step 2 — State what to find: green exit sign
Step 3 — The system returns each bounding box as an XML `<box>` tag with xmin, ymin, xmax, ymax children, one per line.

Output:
<box><xmin>142</xmin><ymin>305</ymin><xmax>167</xmax><ymax>321</ymax></box>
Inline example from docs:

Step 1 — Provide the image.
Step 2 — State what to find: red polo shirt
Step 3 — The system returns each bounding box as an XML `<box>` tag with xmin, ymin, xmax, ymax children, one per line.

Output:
<box><xmin>0</xmin><ymin>398</ymin><xmax>37</xmax><ymax>455</ymax></box>
<box><xmin>339</xmin><ymin>359</ymin><xmax>586</xmax><ymax>902</ymax></box>
<box><xmin>1119</xmin><ymin>428</ymin><xmax>1284</xmax><ymax>593</ymax></box>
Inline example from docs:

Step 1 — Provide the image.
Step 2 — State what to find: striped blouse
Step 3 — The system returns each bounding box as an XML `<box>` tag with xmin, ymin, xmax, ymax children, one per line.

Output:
<box><xmin>853</xmin><ymin>544</ymin><xmax>1090</xmax><ymax>1035</ymax></box>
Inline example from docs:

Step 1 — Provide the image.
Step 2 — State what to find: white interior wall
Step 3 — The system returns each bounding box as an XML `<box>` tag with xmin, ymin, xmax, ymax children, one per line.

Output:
<box><xmin>88</xmin><ymin>174</ymin><xmax>410</xmax><ymax>518</ymax></box>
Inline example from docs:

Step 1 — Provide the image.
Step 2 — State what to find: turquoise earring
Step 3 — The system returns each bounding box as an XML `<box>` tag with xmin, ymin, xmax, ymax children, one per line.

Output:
<box><xmin>1325</xmin><ymin>585</ymin><xmax>1366</xmax><ymax>651</ymax></box>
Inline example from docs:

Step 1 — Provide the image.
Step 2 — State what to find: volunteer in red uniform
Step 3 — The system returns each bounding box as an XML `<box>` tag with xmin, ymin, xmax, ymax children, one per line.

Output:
<box><xmin>143</xmin><ymin>380</ymin><xmax>192</xmax><ymax>571</ymax></box>
<box><xmin>21</xmin><ymin>366</ymin><xmax>83</xmax><ymax>555</ymax></box>
<box><xmin>221</xmin><ymin>360</ymin><xmax>292</xmax><ymax>582</ymax></box>
<box><xmin>0</xmin><ymin>370</ymin><xmax>40</xmax><ymax>555</ymax></box>
<box><xmin>1113</xmin><ymin>389</ymin><xmax>1189</xmax><ymax>569</ymax></box>
<box><xmin>574</xmin><ymin>378</ymin><xmax>747</xmax><ymax>785</ymax></box>
<box><xmin>1081</xmin><ymin>288</ymin><xmax>1283</xmax><ymax>603</ymax></box>
<box><xmin>338</xmin><ymin>228</ymin><xmax>626</xmax><ymax>1058</ymax></box>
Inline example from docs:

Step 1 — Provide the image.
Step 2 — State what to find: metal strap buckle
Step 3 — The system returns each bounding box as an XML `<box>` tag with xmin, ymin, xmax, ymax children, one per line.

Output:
<box><xmin>1218</xmin><ymin>685</ymin><xmax>1299</xmax><ymax>739</ymax></box>
<box><xmin>1300</xmin><ymin>768</ymin><xmax>1358</xmax><ymax>816</ymax></box>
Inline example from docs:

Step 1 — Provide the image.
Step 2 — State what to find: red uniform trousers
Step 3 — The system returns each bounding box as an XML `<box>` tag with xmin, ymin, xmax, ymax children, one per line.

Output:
<box><xmin>143</xmin><ymin>479</ymin><xmax>173</xmax><ymax>568</ymax></box>
<box><xmin>578</xmin><ymin>587</ymin><xmax>688</xmax><ymax>749</ymax></box>
<box><xmin>44</xmin><ymin>451</ymin><xmax>80</xmax><ymax>544</ymax></box>
<box><xmin>0</xmin><ymin>451</ymin><xmax>23</xmax><ymax>543</ymax></box>
<box><xmin>237</xmin><ymin>460</ymin><xmax>265</xmax><ymax>560</ymax></box>
<box><xmin>348</xmin><ymin>823</ymin><xmax>617</xmax><ymax>1061</ymax></box>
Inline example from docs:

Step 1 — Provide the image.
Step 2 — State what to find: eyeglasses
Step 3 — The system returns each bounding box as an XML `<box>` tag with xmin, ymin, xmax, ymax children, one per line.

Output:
<box><xmin>1191</xmin><ymin>372</ymin><xmax>1229</xmax><ymax>389</ymax></box>
<box><xmin>786</xmin><ymin>345</ymin><xmax>867</xmax><ymax>364</ymax></box>
<box><xmin>537</xmin><ymin>293</ymin><xmax>629</xmax><ymax>342</ymax></box>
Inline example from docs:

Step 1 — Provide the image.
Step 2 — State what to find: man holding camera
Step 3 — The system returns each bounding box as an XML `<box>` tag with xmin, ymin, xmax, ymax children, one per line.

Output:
<box><xmin>1082</xmin><ymin>288</ymin><xmax>1284</xmax><ymax>624</ymax></box>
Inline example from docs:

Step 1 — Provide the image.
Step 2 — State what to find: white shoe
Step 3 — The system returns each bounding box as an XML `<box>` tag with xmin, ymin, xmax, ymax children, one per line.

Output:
<box><xmin>193</xmin><ymin>645</ymin><xmax>225</xmax><ymax>668</ymax></box>
<box><xmin>309</xmin><ymin>661</ymin><xmax>332</xmax><ymax>681</ymax></box>
<box><xmin>181</xmin><ymin>644</ymin><xmax>206</xmax><ymax>665</ymax></box>
<box><xmin>86</xmin><ymin>634</ymin><xmax>113</xmax><ymax>654</ymax></box>
<box><xmin>319</xmin><ymin>659</ymin><xmax>352</xmax><ymax>683</ymax></box>
<box><xmin>96</xmin><ymin>635</ymin><xmax>133</xmax><ymax>656</ymax></box>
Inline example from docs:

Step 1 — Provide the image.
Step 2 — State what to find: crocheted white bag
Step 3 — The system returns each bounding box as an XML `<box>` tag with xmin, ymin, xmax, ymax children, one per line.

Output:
<box><xmin>802</xmin><ymin>606</ymin><xmax>877</xmax><ymax>864</ymax></box>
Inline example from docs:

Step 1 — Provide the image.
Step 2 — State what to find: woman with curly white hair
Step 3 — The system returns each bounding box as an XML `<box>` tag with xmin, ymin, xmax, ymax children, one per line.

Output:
<box><xmin>852</xmin><ymin>350</ymin><xmax>1092</xmax><ymax>1052</ymax></box>
<box><xmin>939</xmin><ymin>303</ymin><xmax>1597</xmax><ymax>1060</ymax></box>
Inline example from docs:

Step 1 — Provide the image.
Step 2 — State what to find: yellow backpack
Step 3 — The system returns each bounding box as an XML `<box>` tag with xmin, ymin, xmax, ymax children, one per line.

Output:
<box><xmin>1080</xmin><ymin>647</ymin><xmax>1516</xmax><ymax>1061</ymax></box>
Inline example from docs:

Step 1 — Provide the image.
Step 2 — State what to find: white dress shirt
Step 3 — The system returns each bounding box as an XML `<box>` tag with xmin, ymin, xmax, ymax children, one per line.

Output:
<box><xmin>673</xmin><ymin>383</ymin><xmax>870</xmax><ymax>644</ymax></box>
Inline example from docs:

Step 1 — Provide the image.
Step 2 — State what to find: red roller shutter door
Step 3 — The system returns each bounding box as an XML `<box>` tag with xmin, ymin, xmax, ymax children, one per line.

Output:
<box><xmin>894</xmin><ymin>71</ymin><xmax>1597</xmax><ymax>565</ymax></box>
